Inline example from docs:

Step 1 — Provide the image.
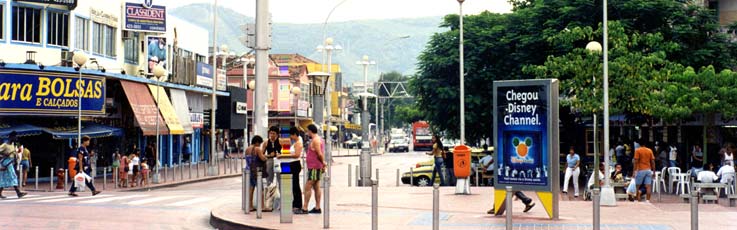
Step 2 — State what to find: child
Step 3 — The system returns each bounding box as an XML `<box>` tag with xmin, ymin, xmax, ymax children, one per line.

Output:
<box><xmin>140</xmin><ymin>162</ymin><xmax>149</xmax><ymax>187</ymax></box>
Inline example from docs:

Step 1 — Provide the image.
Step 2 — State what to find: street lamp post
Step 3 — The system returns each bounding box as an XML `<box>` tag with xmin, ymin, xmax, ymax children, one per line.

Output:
<box><xmin>72</xmin><ymin>52</ymin><xmax>88</xmax><ymax>148</ymax></box>
<box><xmin>585</xmin><ymin>41</ymin><xmax>601</xmax><ymax>190</ymax></box>
<box><xmin>209</xmin><ymin>0</ymin><xmax>219</xmax><ymax>176</ymax></box>
<box><xmin>457</xmin><ymin>0</ymin><xmax>466</xmax><ymax>145</ymax></box>
<box><xmin>317</xmin><ymin>38</ymin><xmax>342</xmax><ymax>182</ymax></box>
<box><xmin>152</xmin><ymin>65</ymin><xmax>167</xmax><ymax>183</ymax></box>
<box><xmin>356</xmin><ymin>55</ymin><xmax>376</xmax><ymax>186</ymax></box>
<box><xmin>242</xmin><ymin>55</ymin><xmax>255</xmax><ymax>156</ymax></box>
<box><xmin>600</xmin><ymin>0</ymin><xmax>616</xmax><ymax>207</ymax></box>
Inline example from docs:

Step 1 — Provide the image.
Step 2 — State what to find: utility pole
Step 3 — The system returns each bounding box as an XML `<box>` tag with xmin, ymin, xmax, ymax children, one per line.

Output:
<box><xmin>254</xmin><ymin>0</ymin><xmax>271</xmax><ymax>139</ymax></box>
<box><xmin>208</xmin><ymin>0</ymin><xmax>218</xmax><ymax>176</ymax></box>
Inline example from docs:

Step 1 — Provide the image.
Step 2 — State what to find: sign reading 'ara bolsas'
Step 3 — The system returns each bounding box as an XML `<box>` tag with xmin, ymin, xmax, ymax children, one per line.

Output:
<box><xmin>124</xmin><ymin>2</ymin><xmax>166</xmax><ymax>33</ymax></box>
<box><xmin>0</xmin><ymin>70</ymin><xmax>106</xmax><ymax>115</ymax></box>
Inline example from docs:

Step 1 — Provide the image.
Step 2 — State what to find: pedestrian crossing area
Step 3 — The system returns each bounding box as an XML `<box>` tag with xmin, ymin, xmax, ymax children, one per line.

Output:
<box><xmin>1</xmin><ymin>193</ymin><xmax>217</xmax><ymax>207</ymax></box>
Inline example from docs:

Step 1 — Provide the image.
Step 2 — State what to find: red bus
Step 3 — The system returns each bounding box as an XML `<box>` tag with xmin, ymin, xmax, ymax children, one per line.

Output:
<box><xmin>412</xmin><ymin>121</ymin><xmax>433</xmax><ymax>151</ymax></box>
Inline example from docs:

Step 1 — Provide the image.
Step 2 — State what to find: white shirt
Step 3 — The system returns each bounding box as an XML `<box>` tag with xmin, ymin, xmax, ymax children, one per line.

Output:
<box><xmin>716</xmin><ymin>165</ymin><xmax>735</xmax><ymax>184</ymax></box>
<box><xmin>588</xmin><ymin>170</ymin><xmax>605</xmax><ymax>188</ymax></box>
<box><xmin>480</xmin><ymin>155</ymin><xmax>493</xmax><ymax>172</ymax></box>
<box><xmin>669</xmin><ymin>146</ymin><xmax>678</xmax><ymax>161</ymax></box>
<box><xmin>282</xmin><ymin>137</ymin><xmax>303</xmax><ymax>163</ymax></box>
<box><xmin>697</xmin><ymin>170</ymin><xmax>719</xmax><ymax>183</ymax></box>
<box><xmin>725</xmin><ymin>152</ymin><xmax>735</xmax><ymax>166</ymax></box>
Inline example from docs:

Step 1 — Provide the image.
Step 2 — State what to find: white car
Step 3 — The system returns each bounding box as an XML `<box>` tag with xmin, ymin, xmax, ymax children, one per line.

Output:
<box><xmin>388</xmin><ymin>139</ymin><xmax>409</xmax><ymax>152</ymax></box>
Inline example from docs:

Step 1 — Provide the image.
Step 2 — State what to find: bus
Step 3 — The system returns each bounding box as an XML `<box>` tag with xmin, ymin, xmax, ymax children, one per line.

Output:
<box><xmin>412</xmin><ymin>121</ymin><xmax>433</xmax><ymax>151</ymax></box>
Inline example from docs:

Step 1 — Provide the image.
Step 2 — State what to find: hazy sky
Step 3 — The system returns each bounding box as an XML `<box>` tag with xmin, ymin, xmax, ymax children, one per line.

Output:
<box><xmin>163</xmin><ymin>0</ymin><xmax>513</xmax><ymax>23</ymax></box>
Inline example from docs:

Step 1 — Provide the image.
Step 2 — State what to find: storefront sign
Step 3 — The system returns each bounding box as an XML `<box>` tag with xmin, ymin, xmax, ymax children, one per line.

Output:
<box><xmin>196</xmin><ymin>62</ymin><xmax>213</xmax><ymax>88</ymax></box>
<box><xmin>235</xmin><ymin>102</ymin><xmax>247</xmax><ymax>115</ymax></box>
<box><xmin>297</xmin><ymin>100</ymin><xmax>309</xmax><ymax>117</ymax></box>
<box><xmin>0</xmin><ymin>70</ymin><xmax>105</xmax><ymax>115</ymax></box>
<box><xmin>217</xmin><ymin>69</ymin><xmax>227</xmax><ymax>91</ymax></box>
<box><xmin>90</xmin><ymin>8</ymin><xmax>118</xmax><ymax>28</ymax></box>
<box><xmin>190</xmin><ymin>113</ymin><xmax>203</xmax><ymax>128</ymax></box>
<box><xmin>124</xmin><ymin>2</ymin><xmax>166</xmax><ymax>33</ymax></box>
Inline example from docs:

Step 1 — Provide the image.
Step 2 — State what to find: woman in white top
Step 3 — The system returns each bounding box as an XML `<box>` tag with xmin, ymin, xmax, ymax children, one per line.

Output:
<box><xmin>277</xmin><ymin>127</ymin><xmax>305</xmax><ymax>214</ymax></box>
<box><xmin>129</xmin><ymin>153</ymin><xmax>140</xmax><ymax>187</ymax></box>
<box><xmin>724</xmin><ymin>143</ymin><xmax>735</xmax><ymax>167</ymax></box>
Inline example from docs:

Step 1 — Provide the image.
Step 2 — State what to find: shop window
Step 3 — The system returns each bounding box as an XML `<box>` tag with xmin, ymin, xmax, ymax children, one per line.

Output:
<box><xmin>12</xmin><ymin>6</ymin><xmax>41</xmax><ymax>43</ymax></box>
<box><xmin>123</xmin><ymin>31</ymin><xmax>139</xmax><ymax>64</ymax></box>
<box><xmin>47</xmin><ymin>11</ymin><xmax>69</xmax><ymax>47</ymax></box>
<box><xmin>0</xmin><ymin>5</ymin><xmax>4</xmax><ymax>40</ymax></box>
<box><xmin>75</xmin><ymin>17</ymin><xmax>89</xmax><ymax>51</ymax></box>
<box><xmin>92</xmin><ymin>22</ymin><xmax>116</xmax><ymax>57</ymax></box>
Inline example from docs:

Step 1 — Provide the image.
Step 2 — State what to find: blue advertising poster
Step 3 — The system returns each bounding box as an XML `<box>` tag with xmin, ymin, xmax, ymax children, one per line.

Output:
<box><xmin>494</xmin><ymin>80</ymin><xmax>558</xmax><ymax>192</ymax></box>
<box><xmin>124</xmin><ymin>2</ymin><xmax>166</xmax><ymax>33</ymax></box>
<box><xmin>195</xmin><ymin>62</ymin><xmax>213</xmax><ymax>88</ymax></box>
<box><xmin>0</xmin><ymin>70</ymin><xmax>106</xmax><ymax>115</ymax></box>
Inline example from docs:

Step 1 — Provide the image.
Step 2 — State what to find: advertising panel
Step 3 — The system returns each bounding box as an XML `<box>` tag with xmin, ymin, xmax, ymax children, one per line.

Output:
<box><xmin>494</xmin><ymin>79</ymin><xmax>558</xmax><ymax>192</ymax></box>
<box><xmin>190</xmin><ymin>113</ymin><xmax>203</xmax><ymax>128</ymax></box>
<box><xmin>196</xmin><ymin>62</ymin><xmax>213</xmax><ymax>88</ymax></box>
<box><xmin>0</xmin><ymin>70</ymin><xmax>105</xmax><ymax>115</ymax></box>
<box><xmin>147</xmin><ymin>36</ymin><xmax>167</xmax><ymax>74</ymax></box>
<box><xmin>216</xmin><ymin>69</ymin><xmax>227</xmax><ymax>91</ymax></box>
<box><xmin>124</xmin><ymin>2</ymin><xmax>166</xmax><ymax>33</ymax></box>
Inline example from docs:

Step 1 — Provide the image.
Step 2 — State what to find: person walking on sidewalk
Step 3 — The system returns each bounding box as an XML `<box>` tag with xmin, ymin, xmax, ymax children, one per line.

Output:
<box><xmin>426</xmin><ymin>135</ymin><xmax>446</xmax><ymax>186</ymax></box>
<box><xmin>562</xmin><ymin>146</ymin><xmax>581</xmax><ymax>197</ymax></box>
<box><xmin>278</xmin><ymin>127</ymin><xmax>304</xmax><ymax>214</ymax></box>
<box><xmin>0</xmin><ymin>143</ymin><xmax>27</xmax><ymax>199</ymax></box>
<box><xmin>632</xmin><ymin>140</ymin><xmax>656</xmax><ymax>202</ymax></box>
<box><xmin>68</xmin><ymin>136</ymin><xmax>101</xmax><ymax>197</ymax></box>
<box><xmin>246</xmin><ymin>135</ymin><xmax>267</xmax><ymax>212</ymax></box>
<box><xmin>119</xmin><ymin>153</ymin><xmax>129</xmax><ymax>187</ymax></box>
<box><xmin>487</xmin><ymin>191</ymin><xmax>535</xmax><ymax>214</ymax></box>
<box><xmin>19</xmin><ymin>147</ymin><xmax>31</xmax><ymax>187</ymax></box>
<box><xmin>264</xmin><ymin>126</ymin><xmax>282</xmax><ymax>186</ymax></box>
<box><xmin>299</xmin><ymin>124</ymin><xmax>325</xmax><ymax>214</ymax></box>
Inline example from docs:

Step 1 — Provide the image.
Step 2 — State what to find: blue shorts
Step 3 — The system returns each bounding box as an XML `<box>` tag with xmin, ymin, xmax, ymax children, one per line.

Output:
<box><xmin>635</xmin><ymin>170</ymin><xmax>653</xmax><ymax>186</ymax></box>
<box><xmin>20</xmin><ymin>160</ymin><xmax>30</xmax><ymax>170</ymax></box>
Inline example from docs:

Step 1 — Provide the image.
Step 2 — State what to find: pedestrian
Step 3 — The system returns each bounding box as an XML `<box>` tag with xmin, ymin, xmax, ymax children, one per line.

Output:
<box><xmin>246</xmin><ymin>135</ymin><xmax>267</xmax><ymax>212</ymax></box>
<box><xmin>426</xmin><ymin>135</ymin><xmax>446</xmax><ymax>186</ymax></box>
<box><xmin>632</xmin><ymin>140</ymin><xmax>655</xmax><ymax>202</ymax></box>
<box><xmin>669</xmin><ymin>144</ymin><xmax>679</xmax><ymax>168</ymax></box>
<box><xmin>0</xmin><ymin>143</ymin><xmax>27</xmax><ymax>199</ymax></box>
<box><xmin>145</xmin><ymin>142</ymin><xmax>157</xmax><ymax>171</ymax></box>
<box><xmin>691</xmin><ymin>145</ymin><xmax>704</xmax><ymax>170</ymax></box>
<box><xmin>657</xmin><ymin>142</ymin><xmax>669</xmax><ymax>170</ymax></box>
<box><xmin>68</xmin><ymin>136</ymin><xmax>101</xmax><ymax>197</ymax></box>
<box><xmin>264</xmin><ymin>126</ymin><xmax>282</xmax><ymax>186</ymax></box>
<box><xmin>723</xmin><ymin>143</ymin><xmax>735</xmax><ymax>167</ymax></box>
<box><xmin>623</xmin><ymin>140</ymin><xmax>632</xmax><ymax>177</ymax></box>
<box><xmin>278</xmin><ymin>127</ymin><xmax>305</xmax><ymax>214</ymax></box>
<box><xmin>487</xmin><ymin>191</ymin><xmax>535</xmax><ymax>214</ymax></box>
<box><xmin>129</xmin><ymin>152</ymin><xmax>140</xmax><ymax>187</ymax></box>
<box><xmin>119</xmin><ymin>152</ymin><xmax>129</xmax><ymax>187</ymax></box>
<box><xmin>19</xmin><ymin>147</ymin><xmax>30</xmax><ymax>187</ymax></box>
<box><xmin>479</xmin><ymin>144</ymin><xmax>494</xmax><ymax>186</ymax></box>
<box><xmin>562</xmin><ymin>146</ymin><xmax>581</xmax><ymax>197</ymax></box>
<box><xmin>182</xmin><ymin>136</ymin><xmax>191</xmax><ymax>163</ymax></box>
<box><xmin>140</xmin><ymin>161</ymin><xmax>149</xmax><ymax>187</ymax></box>
<box><xmin>223</xmin><ymin>137</ymin><xmax>231</xmax><ymax>159</ymax></box>
<box><xmin>299</xmin><ymin>124</ymin><xmax>325</xmax><ymax>214</ymax></box>
<box><xmin>444</xmin><ymin>144</ymin><xmax>456</xmax><ymax>186</ymax></box>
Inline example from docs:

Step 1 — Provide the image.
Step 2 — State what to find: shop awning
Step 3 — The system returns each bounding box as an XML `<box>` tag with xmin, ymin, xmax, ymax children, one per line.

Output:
<box><xmin>42</xmin><ymin>123</ymin><xmax>123</xmax><ymax>140</ymax></box>
<box><xmin>169</xmin><ymin>89</ymin><xmax>194</xmax><ymax>134</ymax></box>
<box><xmin>120</xmin><ymin>80</ymin><xmax>169</xmax><ymax>135</ymax></box>
<box><xmin>0</xmin><ymin>123</ymin><xmax>44</xmax><ymax>138</ymax></box>
<box><xmin>148</xmin><ymin>85</ymin><xmax>185</xmax><ymax>135</ymax></box>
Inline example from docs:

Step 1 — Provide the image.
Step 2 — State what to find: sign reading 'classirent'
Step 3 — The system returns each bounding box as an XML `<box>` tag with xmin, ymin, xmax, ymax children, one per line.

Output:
<box><xmin>0</xmin><ymin>70</ymin><xmax>106</xmax><ymax>115</ymax></box>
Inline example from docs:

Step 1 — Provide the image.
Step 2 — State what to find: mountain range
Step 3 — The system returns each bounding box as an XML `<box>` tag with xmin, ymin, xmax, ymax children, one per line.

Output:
<box><xmin>170</xmin><ymin>3</ymin><xmax>446</xmax><ymax>84</ymax></box>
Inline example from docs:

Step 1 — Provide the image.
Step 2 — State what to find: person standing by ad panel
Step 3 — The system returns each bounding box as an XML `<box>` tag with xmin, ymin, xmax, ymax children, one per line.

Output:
<box><xmin>300</xmin><ymin>124</ymin><xmax>325</xmax><ymax>214</ymax></box>
<box><xmin>278</xmin><ymin>127</ymin><xmax>305</xmax><ymax>214</ymax></box>
<box><xmin>493</xmin><ymin>80</ymin><xmax>559</xmax><ymax>218</ymax></box>
<box><xmin>264</xmin><ymin>126</ymin><xmax>282</xmax><ymax>186</ymax></box>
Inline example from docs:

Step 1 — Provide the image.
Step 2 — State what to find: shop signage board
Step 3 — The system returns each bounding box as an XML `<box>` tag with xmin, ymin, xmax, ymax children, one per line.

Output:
<box><xmin>124</xmin><ymin>2</ymin><xmax>166</xmax><ymax>33</ymax></box>
<box><xmin>190</xmin><ymin>113</ymin><xmax>203</xmax><ymax>128</ymax></box>
<box><xmin>493</xmin><ymin>79</ymin><xmax>559</xmax><ymax>219</ymax></box>
<box><xmin>196</xmin><ymin>62</ymin><xmax>213</xmax><ymax>88</ymax></box>
<box><xmin>0</xmin><ymin>70</ymin><xmax>105</xmax><ymax>116</ymax></box>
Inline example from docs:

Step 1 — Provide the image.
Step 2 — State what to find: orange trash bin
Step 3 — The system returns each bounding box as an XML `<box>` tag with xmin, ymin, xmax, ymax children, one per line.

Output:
<box><xmin>453</xmin><ymin>145</ymin><xmax>471</xmax><ymax>178</ymax></box>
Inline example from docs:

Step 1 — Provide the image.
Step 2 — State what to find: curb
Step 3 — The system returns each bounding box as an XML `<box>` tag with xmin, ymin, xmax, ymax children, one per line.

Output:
<box><xmin>210</xmin><ymin>207</ymin><xmax>273</xmax><ymax>230</ymax></box>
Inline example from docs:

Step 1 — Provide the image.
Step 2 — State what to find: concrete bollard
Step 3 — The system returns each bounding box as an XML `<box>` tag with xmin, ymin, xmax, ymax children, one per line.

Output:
<box><xmin>691</xmin><ymin>178</ymin><xmax>698</xmax><ymax>230</ymax></box>
<box><xmin>593</xmin><ymin>188</ymin><xmax>600</xmax><ymax>230</ymax></box>
<box><xmin>180</xmin><ymin>163</ymin><xmax>184</xmax><ymax>181</ymax></box>
<box><xmin>64</xmin><ymin>169</ymin><xmax>68</xmax><ymax>191</ymax></box>
<box><xmin>396</xmin><ymin>169</ymin><xmax>400</xmax><ymax>187</ymax></box>
<box><xmin>355</xmin><ymin>165</ymin><xmax>359</xmax><ymax>187</ymax></box>
<box><xmin>348</xmin><ymin>164</ymin><xmax>352</xmax><ymax>187</ymax></box>
<box><xmin>114</xmin><ymin>167</ymin><xmax>118</xmax><ymax>189</ymax></box>
<box><xmin>103</xmin><ymin>167</ymin><xmax>107</xmax><ymax>190</ymax></box>
<box><xmin>196</xmin><ymin>162</ymin><xmax>200</xmax><ymax>179</ymax></box>
<box><xmin>257</xmin><ymin>170</ymin><xmax>263</xmax><ymax>219</ymax></box>
<box><xmin>324</xmin><ymin>175</ymin><xmax>331</xmax><ymax>229</ymax></box>
<box><xmin>376</xmin><ymin>168</ymin><xmax>380</xmax><ymax>185</ymax></box>
<box><xmin>433</xmin><ymin>184</ymin><xmax>439</xmax><ymax>230</ymax></box>
<box><xmin>35</xmin><ymin>166</ymin><xmax>39</xmax><ymax>190</ymax></box>
<box><xmin>245</xmin><ymin>169</ymin><xmax>251</xmax><ymax>214</ymax></box>
<box><xmin>372</xmin><ymin>180</ymin><xmax>378</xmax><ymax>230</ymax></box>
<box><xmin>49</xmin><ymin>167</ymin><xmax>54</xmax><ymax>191</ymax></box>
<box><xmin>410</xmin><ymin>167</ymin><xmax>414</xmax><ymax>186</ymax></box>
<box><xmin>506</xmin><ymin>186</ymin><xmax>513</xmax><ymax>230</ymax></box>
<box><xmin>189</xmin><ymin>163</ymin><xmax>193</xmax><ymax>180</ymax></box>
<box><xmin>164</xmin><ymin>165</ymin><xmax>168</xmax><ymax>183</ymax></box>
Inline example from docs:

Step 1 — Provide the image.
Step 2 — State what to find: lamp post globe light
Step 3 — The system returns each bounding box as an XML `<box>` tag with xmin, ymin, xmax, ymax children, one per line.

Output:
<box><xmin>73</xmin><ymin>51</ymin><xmax>88</xmax><ymax>148</ymax></box>
<box><xmin>316</xmin><ymin>37</ymin><xmax>342</xmax><ymax>183</ymax></box>
<box><xmin>151</xmin><ymin>65</ymin><xmax>166</xmax><ymax>183</ymax></box>
<box><xmin>241</xmin><ymin>54</ymin><xmax>255</xmax><ymax>157</ymax></box>
<box><xmin>585</xmin><ymin>41</ymin><xmax>602</xmax><ymax>191</ymax></box>
<box><xmin>356</xmin><ymin>55</ymin><xmax>376</xmax><ymax>187</ymax></box>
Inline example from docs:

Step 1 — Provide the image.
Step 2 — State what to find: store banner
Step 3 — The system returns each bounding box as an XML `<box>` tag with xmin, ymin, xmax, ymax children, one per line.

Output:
<box><xmin>147</xmin><ymin>36</ymin><xmax>167</xmax><ymax>75</ymax></box>
<box><xmin>196</xmin><ymin>62</ymin><xmax>213</xmax><ymax>88</ymax></box>
<box><xmin>124</xmin><ymin>2</ymin><xmax>166</xmax><ymax>32</ymax></box>
<box><xmin>217</xmin><ymin>69</ymin><xmax>227</xmax><ymax>91</ymax></box>
<box><xmin>0</xmin><ymin>70</ymin><xmax>105</xmax><ymax>115</ymax></box>
<box><xmin>190</xmin><ymin>113</ymin><xmax>203</xmax><ymax>128</ymax></box>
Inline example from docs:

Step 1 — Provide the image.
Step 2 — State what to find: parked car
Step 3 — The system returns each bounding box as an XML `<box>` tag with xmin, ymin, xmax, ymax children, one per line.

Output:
<box><xmin>400</xmin><ymin>158</ymin><xmax>439</xmax><ymax>186</ymax></box>
<box><xmin>343</xmin><ymin>134</ymin><xmax>363</xmax><ymax>149</ymax></box>
<box><xmin>388</xmin><ymin>139</ymin><xmax>409</xmax><ymax>152</ymax></box>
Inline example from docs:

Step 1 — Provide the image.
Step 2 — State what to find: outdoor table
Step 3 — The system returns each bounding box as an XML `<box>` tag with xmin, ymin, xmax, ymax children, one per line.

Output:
<box><xmin>694</xmin><ymin>182</ymin><xmax>726</xmax><ymax>204</ymax></box>
<box><xmin>611</xmin><ymin>182</ymin><xmax>628</xmax><ymax>200</ymax></box>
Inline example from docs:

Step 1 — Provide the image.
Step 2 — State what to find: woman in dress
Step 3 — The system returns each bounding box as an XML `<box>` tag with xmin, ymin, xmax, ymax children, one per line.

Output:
<box><xmin>0</xmin><ymin>143</ymin><xmax>27</xmax><ymax>199</ymax></box>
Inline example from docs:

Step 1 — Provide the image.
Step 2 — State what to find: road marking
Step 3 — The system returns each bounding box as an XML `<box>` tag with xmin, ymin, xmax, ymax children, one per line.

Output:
<box><xmin>165</xmin><ymin>197</ymin><xmax>215</xmax><ymax>207</ymax></box>
<box><xmin>2</xmin><ymin>195</ymin><xmax>67</xmax><ymax>202</ymax></box>
<box><xmin>126</xmin><ymin>196</ymin><xmax>185</xmax><ymax>205</ymax></box>
<box><xmin>78</xmin><ymin>195</ymin><xmax>149</xmax><ymax>204</ymax></box>
<box><xmin>37</xmin><ymin>194</ymin><xmax>113</xmax><ymax>203</ymax></box>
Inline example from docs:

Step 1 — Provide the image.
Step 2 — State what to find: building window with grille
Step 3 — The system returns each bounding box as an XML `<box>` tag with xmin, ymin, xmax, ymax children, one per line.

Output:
<box><xmin>123</xmin><ymin>31</ymin><xmax>139</xmax><ymax>64</ymax></box>
<box><xmin>47</xmin><ymin>11</ymin><xmax>69</xmax><ymax>47</ymax></box>
<box><xmin>12</xmin><ymin>6</ymin><xmax>42</xmax><ymax>43</ymax></box>
<box><xmin>92</xmin><ymin>22</ymin><xmax>116</xmax><ymax>57</ymax></box>
<box><xmin>75</xmin><ymin>17</ymin><xmax>89</xmax><ymax>51</ymax></box>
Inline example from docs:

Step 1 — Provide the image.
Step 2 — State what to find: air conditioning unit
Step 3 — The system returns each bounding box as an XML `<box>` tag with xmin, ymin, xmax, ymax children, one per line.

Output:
<box><xmin>61</xmin><ymin>50</ymin><xmax>73</xmax><ymax>67</ymax></box>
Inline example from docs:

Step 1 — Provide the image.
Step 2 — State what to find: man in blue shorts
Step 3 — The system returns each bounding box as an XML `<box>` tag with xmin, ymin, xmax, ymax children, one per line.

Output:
<box><xmin>632</xmin><ymin>140</ymin><xmax>656</xmax><ymax>202</ymax></box>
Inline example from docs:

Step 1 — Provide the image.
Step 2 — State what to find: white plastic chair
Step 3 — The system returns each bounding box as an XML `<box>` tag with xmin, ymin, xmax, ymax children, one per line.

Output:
<box><xmin>667</xmin><ymin>167</ymin><xmax>681</xmax><ymax>193</ymax></box>
<box><xmin>724</xmin><ymin>172</ymin><xmax>736</xmax><ymax>195</ymax></box>
<box><xmin>657</xmin><ymin>167</ymin><xmax>668</xmax><ymax>193</ymax></box>
<box><xmin>653</xmin><ymin>170</ymin><xmax>662</xmax><ymax>193</ymax></box>
<box><xmin>675</xmin><ymin>173</ymin><xmax>690</xmax><ymax>195</ymax></box>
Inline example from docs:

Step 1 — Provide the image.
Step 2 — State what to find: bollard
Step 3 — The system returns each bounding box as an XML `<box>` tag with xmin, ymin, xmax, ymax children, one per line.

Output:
<box><xmin>372</xmin><ymin>180</ymin><xmax>378</xmax><ymax>230</ymax></box>
<box><xmin>348</xmin><ymin>164</ymin><xmax>352</xmax><ymax>187</ymax></box>
<box><xmin>35</xmin><ymin>166</ymin><xmax>39</xmax><ymax>190</ymax></box>
<box><xmin>324</xmin><ymin>175</ymin><xmax>330</xmax><ymax>229</ymax></box>
<box><xmin>114</xmin><ymin>167</ymin><xmax>118</xmax><ymax>189</ymax></box>
<box><xmin>49</xmin><ymin>167</ymin><xmax>54</xmax><ymax>191</ymax></box>
<box><xmin>256</xmin><ymin>170</ymin><xmax>263</xmax><ymax>219</ymax></box>
<box><xmin>593</xmin><ymin>188</ymin><xmax>600</xmax><ymax>230</ymax></box>
<box><xmin>103</xmin><ymin>167</ymin><xmax>107</xmax><ymax>190</ymax></box>
<box><xmin>245</xmin><ymin>169</ymin><xmax>251</xmax><ymax>214</ymax></box>
<box><xmin>691</xmin><ymin>178</ymin><xmax>698</xmax><ymax>230</ymax></box>
<box><xmin>196</xmin><ymin>162</ymin><xmax>200</xmax><ymax>179</ymax></box>
<box><xmin>410</xmin><ymin>167</ymin><xmax>414</xmax><ymax>186</ymax></box>
<box><xmin>64</xmin><ymin>169</ymin><xmax>68</xmax><ymax>191</ymax></box>
<box><xmin>242</xmin><ymin>169</ymin><xmax>246</xmax><ymax>212</ymax></box>
<box><xmin>433</xmin><ymin>184</ymin><xmax>439</xmax><ymax>230</ymax></box>
<box><xmin>506</xmin><ymin>186</ymin><xmax>513</xmax><ymax>230</ymax></box>
<box><xmin>18</xmin><ymin>165</ymin><xmax>23</xmax><ymax>187</ymax></box>
<box><xmin>355</xmin><ymin>165</ymin><xmax>359</xmax><ymax>187</ymax></box>
<box><xmin>476</xmin><ymin>168</ymin><xmax>480</xmax><ymax>186</ymax></box>
<box><xmin>189</xmin><ymin>163</ymin><xmax>192</xmax><ymax>180</ymax></box>
<box><xmin>376</xmin><ymin>168</ymin><xmax>380</xmax><ymax>185</ymax></box>
<box><xmin>164</xmin><ymin>165</ymin><xmax>168</xmax><ymax>183</ymax></box>
<box><xmin>180</xmin><ymin>163</ymin><xmax>184</xmax><ymax>181</ymax></box>
<box><xmin>396</xmin><ymin>169</ymin><xmax>400</xmax><ymax>187</ymax></box>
